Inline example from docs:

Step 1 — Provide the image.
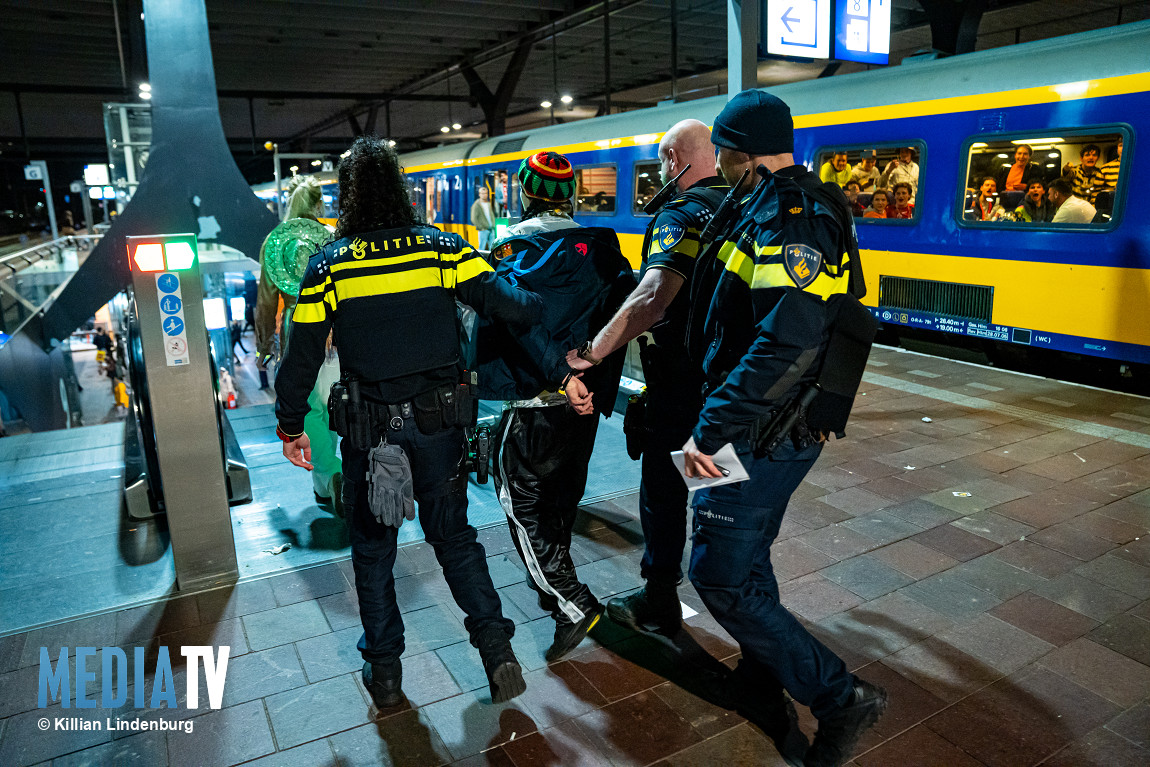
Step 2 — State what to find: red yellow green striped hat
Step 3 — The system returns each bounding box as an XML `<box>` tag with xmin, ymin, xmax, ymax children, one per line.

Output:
<box><xmin>517</xmin><ymin>151</ymin><xmax>575</xmax><ymax>203</ymax></box>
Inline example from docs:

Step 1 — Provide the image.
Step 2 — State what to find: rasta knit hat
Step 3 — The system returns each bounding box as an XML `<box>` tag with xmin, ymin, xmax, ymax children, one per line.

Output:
<box><xmin>711</xmin><ymin>89</ymin><xmax>794</xmax><ymax>155</ymax></box>
<box><xmin>518</xmin><ymin>151</ymin><xmax>576</xmax><ymax>203</ymax></box>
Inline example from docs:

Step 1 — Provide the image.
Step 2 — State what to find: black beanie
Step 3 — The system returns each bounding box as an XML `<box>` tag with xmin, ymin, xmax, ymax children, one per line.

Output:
<box><xmin>711</xmin><ymin>89</ymin><xmax>794</xmax><ymax>155</ymax></box>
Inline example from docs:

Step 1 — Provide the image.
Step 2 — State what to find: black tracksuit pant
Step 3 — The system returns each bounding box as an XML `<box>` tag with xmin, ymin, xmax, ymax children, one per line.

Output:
<box><xmin>493</xmin><ymin>404</ymin><xmax>601</xmax><ymax>625</ymax></box>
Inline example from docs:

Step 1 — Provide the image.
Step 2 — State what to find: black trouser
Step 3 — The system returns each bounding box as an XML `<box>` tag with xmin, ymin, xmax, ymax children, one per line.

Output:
<box><xmin>638</xmin><ymin>348</ymin><xmax>705</xmax><ymax>585</ymax></box>
<box><xmin>343</xmin><ymin>420</ymin><xmax>514</xmax><ymax>665</ymax></box>
<box><xmin>493</xmin><ymin>404</ymin><xmax>601</xmax><ymax>624</ymax></box>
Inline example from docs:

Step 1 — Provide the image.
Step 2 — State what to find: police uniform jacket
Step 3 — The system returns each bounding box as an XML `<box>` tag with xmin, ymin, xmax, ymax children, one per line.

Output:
<box><xmin>690</xmin><ymin>166</ymin><xmax>862</xmax><ymax>455</ymax></box>
<box><xmin>476</xmin><ymin>226</ymin><xmax>636</xmax><ymax>416</ymax></box>
<box><xmin>641</xmin><ymin>177</ymin><xmax>727</xmax><ymax>353</ymax></box>
<box><xmin>274</xmin><ymin>225</ymin><xmax>542</xmax><ymax>438</ymax></box>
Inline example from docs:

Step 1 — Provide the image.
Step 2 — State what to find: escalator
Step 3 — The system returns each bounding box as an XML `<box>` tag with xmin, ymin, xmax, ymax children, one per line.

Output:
<box><xmin>122</xmin><ymin>292</ymin><xmax>251</xmax><ymax>520</ymax></box>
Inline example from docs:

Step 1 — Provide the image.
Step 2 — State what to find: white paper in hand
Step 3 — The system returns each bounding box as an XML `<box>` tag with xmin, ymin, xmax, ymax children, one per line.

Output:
<box><xmin>670</xmin><ymin>443</ymin><xmax>749</xmax><ymax>491</ymax></box>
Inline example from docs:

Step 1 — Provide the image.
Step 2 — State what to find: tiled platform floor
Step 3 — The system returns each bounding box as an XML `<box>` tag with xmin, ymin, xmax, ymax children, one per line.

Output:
<box><xmin>2</xmin><ymin>345</ymin><xmax>1149</xmax><ymax>766</ymax></box>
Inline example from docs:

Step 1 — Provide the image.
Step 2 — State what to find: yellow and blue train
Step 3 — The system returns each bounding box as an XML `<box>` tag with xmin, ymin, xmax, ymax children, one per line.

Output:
<box><xmin>264</xmin><ymin>21</ymin><xmax>1150</xmax><ymax>369</ymax></box>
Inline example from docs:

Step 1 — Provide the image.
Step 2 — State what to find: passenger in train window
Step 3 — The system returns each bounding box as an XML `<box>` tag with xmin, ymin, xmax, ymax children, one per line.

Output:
<box><xmin>1063</xmin><ymin>143</ymin><xmax>1106</xmax><ymax>202</ymax></box>
<box><xmin>819</xmin><ymin>151</ymin><xmax>851</xmax><ymax>186</ymax></box>
<box><xmin>850</xmin><ymin>149</ymin><xmax>880</xmax><ymax>191</ymax></box>
<box><xmin>478</xmin><ymin>150</ymin><xmax>636</xmax><ymax>663</ymax></box>
<box><xmin>842</xmin><ymin>180</ymin><xmax>866</xmax><ymax>216</ymax></box>
<box><xmin>565</xmin><ymin>118</ymin><xmax>728</xmax><ymax>642</ymax></box>
<box><xmin>493</xmin><ymin>170</ymin><xmax>508</xmax><ymax>216</ymax></box>
<box><xmin>1014</xmin><ymin>180</ymin><xmax>1054</xmax><ymax>223</ymax></box>
<box><xmin>967</xmin><ymin>177</ymin><xmax>1003</xmax><ymax>221</ymax></box>
<box><xmin>684</xmin><ymin>89</ymin><xmax>886</xmax><ymax>767</ymax></box>
<box><xmin>470</xmin><ymin>186</ymin><xmax>496</xmax><ymax>250</ymax></box>
<box><xmin>879</xmin><ymin>146</ymin><xmax>920</xmax><ymax>201</ymax></box>
<box><xmin>887</xmin><ymin>181</ymin><xmax>915</xmax><ymax>219</ymax></box>
<box><xmin>996</xmin><ymin>144</ymin><xmax>1041</xmax><ymax>193</ymax></box>
<box><xmin>276</xmin><ymin>137</ymin><xmax>542</xmax><ymax>710</ymax></box>
<box><xmin>1098</xmin><ymin>137</ymin><xmax>1122</xmax><ymax>196</ymax></box>
<box><xmin>863</xmin><ymin>188</ymin><xmax>890</xmax><ymax>218</ymax></box>
<box><xmin>1047</xmin><ymin>176</ymin><xmax>1098</xmax><ymax>223</ymax></box>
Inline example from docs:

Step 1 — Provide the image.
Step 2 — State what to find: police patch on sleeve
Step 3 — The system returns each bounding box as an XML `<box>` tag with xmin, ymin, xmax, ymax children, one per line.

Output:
<box><xmin>784</xmin><ymin>244</ymin><xmax>822</xmax><ymax>289</ymax></box>
<box><xmin>655</xmin><ymin>224</ymin><xmax>686</xmax><ymax>252</ymax></box>
<box><xmin>493</xmin><ymin>242</ymin><xmax>514</xmax><ymax>261</ymax></box>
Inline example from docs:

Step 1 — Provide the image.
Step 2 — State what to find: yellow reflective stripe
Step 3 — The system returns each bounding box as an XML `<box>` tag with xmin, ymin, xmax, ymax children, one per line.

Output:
<box><xmin>335</xmin><ymin>267</ymin><xmax>443</xmax><ymax>300</ymax></box>
<box><xmin>745</xmin><ymin>262</ymin><xmax>852</xmax><ymax>299</ymax></box>
<box><xmin>721</xmin><ymin>245</ymin><xmax>755</xmax><ymax>287</ymax></box>
<box><xmin>455</xmin><ymin>255</ymin><xmax>494</xmax><ymax>285</ymax></box>
<box><xmin>299</xmin><ymin>275</ymin><xmax>330</xmax><ymax>296</ymax></box>
<box><xmin>650</xmin><ymin>233</ymin><xmax>702</xmax><ymax>259</ymax></box>
<box><xmin>330</xmin><ymin>252</ymin><xmax>435</xmax><ymax>273</ymax></box>
<box><xmin>293</xmin><ymin>300</ymin><xmax>329</xmax><ymax>324</ymax></box>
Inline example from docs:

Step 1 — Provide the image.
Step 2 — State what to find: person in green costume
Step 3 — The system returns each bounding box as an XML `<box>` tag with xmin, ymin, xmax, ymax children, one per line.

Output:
<box><xmin>256</xmin><ymin>176</ymin><xmax>344</xmax><ymax>513</ymax></box>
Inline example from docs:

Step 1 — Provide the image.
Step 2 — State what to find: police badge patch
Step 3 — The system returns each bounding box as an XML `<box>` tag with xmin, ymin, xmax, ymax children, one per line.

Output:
<box><xmin>784</xmin><ymin>244</ymin><xmax>822</xmax><ymax>289</ymax></box>
<box><xmin>493</xmin><ymin>242</ymin><xmax>514</xmax><ymax>261</ymax></box>
<box><xmin>656</xmin><ymin>224</ymin><xmax>685</xmax><ymax>251</ymax></box>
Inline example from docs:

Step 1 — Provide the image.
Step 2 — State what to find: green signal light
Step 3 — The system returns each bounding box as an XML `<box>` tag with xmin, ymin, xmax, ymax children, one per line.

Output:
<box><xmin>164</xmin><ymin>241</ymin><xmax>196</xmax><ymax>270</ymax></box>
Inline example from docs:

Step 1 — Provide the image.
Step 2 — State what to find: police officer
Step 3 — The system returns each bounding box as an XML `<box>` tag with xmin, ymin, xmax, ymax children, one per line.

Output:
<box><xmin>681</xmin><ymin>91</ymin><xmax>886</xmax><ymax>767</ymax></box>
<box><xmin>275</xmin><ymin>137</ymin><xmax>541</xmax><ymax>709</ymax></box>
<box><xmin>565</xmin><ymin>119</ymin><xmax>727</xmax><ymax>633</ymax></box>
<box><xmin>479</xmin><ymin>151</ymin><xmax>636</xmax><ymax>662</ymax></box>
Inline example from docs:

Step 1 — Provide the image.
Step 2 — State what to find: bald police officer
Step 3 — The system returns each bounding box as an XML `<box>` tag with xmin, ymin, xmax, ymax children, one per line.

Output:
<box><xmin>567</xmin><ymin>119</ymin><xmax>727</xmax><ymax>633</ymax></box>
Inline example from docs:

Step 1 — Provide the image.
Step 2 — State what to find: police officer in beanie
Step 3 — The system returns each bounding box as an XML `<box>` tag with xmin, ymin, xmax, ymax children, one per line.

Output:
<box><xmin>681</xmin><ymin>90</ymin><xmax>885</xmax><ymax>767</ymax></box>
<box><xmin>479</xmin><ymin>151</ymin><xmax>636</xmax><ymax>662</ymax></box>
<box><xmin>276</xmin><ymin>136</ymin><xmax>542</xmax><ymax>709</ymax></box>
<box><xmin>566</xmin><ymin>119</ymin><xmax>727</xmax><ymax>634</ymax></box>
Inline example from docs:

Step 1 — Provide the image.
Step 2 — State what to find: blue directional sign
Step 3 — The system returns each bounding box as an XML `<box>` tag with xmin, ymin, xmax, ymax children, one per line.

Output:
<box><xmin>765</xmin><ymin>0</ymin><xmax>830</xmax><ymax>59</ymax></box>
<box><xmin>157</xmin><ymin>273</ymin><xmax>180</xmax><ymax>294</ymax></box>
<box><xmin>163</xmin><ymin>316</ymin><xmax>185</xmax><ymax>336</ymax></box>
<box><xmin>159</xmin><ymin>295</ymin><xmax>182</xmax><ymax>315</ymax></box>
<box><xmin>834</xmin><ymin>0</ymin><xmax>891</xmax><ymax>65</ymax></box>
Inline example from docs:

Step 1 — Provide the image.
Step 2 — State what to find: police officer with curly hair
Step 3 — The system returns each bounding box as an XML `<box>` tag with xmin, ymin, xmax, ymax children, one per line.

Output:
<box><xmin>275</xmin><ymin>136</ymin><xmax>542</xmax><ymax>709</ymax></box>
<box><xmin>682</xmin><ymin>91</ymin><xmax>885</xmax><ymax>767</ymax></box>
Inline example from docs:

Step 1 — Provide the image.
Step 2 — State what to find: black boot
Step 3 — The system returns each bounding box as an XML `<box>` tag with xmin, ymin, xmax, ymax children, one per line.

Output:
<box><xmin>362</xmin><ymin>660</ymin><xmax>403</xmax><ymax>709</ymax></box>
<box><xmin>726</xmin><ymin>662</ymin><xmax>809</xmax><ymax>767</ymax></box>
<box><xmin>806</xmin><ymin>679</ymin><xmax>888</xmax><ymax>767</ymax></box>
<box><xmin>477</xmin><ymin>634</ymin><xmax>526</xmax><ymax>704</ymax></box>
<box><xmin>606</xmin><ymin>580</ymin><xmax>681</xmax><ymax>634</ymax></box>
<box><xmin>546</xmin><ymin>603</ymin><xmax>604</xmax><ymax>662</ymax></box>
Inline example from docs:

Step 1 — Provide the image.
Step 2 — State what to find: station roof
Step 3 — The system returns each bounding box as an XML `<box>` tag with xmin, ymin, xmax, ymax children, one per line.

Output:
<box><xmin>0</xmin><ymin>0</ymin><xmax>1145</xmax><ymax>182</ymax></box>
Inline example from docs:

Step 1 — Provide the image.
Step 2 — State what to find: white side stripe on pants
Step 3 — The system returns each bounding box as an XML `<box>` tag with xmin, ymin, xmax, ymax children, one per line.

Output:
<box><xmin>496</xmin><ymin>410</ymin><xmax>587</xmax><ymax>624</ymax></box>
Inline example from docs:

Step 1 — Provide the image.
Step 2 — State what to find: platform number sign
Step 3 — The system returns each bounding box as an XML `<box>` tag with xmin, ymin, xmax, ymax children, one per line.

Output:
<box><xmin>834</xmin><ymin>0</ymin><xmax>891</xmax><ymax>65</ymax></box>
<box><xmin>156</xmin><ymin>272</ymin><xmax>190</xmax><ymax>366</ymax></box>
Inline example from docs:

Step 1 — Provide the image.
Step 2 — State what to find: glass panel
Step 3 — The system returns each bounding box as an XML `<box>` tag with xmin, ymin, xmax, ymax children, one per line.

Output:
<box><xmin>816</xmin><ymin>144</ymin><xmax>924</xmax><ymax>222</ymax></box>
<box><xmin>633</xmin><ymin>161</ymin><xmax>661</xmax><ymax>215</ymax></box>
<box><xmin>574</xmin><ymin>165</ymin><xmax>617</xmax><ymax>214</ymax></box>
<box><xmin>960</xmin><ymin>132</ymin><xmax>1123</xmax><ymax>226</ymax></box>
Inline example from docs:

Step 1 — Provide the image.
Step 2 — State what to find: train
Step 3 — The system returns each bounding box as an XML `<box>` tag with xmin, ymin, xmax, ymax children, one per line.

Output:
<box><xmin>258</xmin><ymin>21</ymin><xmax>1150</xmax><ymax>376</ymax></box>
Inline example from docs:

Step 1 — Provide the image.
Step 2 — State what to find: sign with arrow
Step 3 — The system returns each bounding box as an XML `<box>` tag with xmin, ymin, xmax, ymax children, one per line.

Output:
<box><xmin>765</xmin><ymin>0</ymin><xmax>830</xmax><ymax>59</ymax></box>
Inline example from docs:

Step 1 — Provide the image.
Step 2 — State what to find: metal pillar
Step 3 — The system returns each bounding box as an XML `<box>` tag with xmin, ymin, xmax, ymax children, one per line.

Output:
<box><xmin>603</xmin><ymin>0</ymin><xmax>612</xmax><ymax>114</ymax></box>
<box><xmin>128</xmin><ymin>233</ymin><xmax>238</xmax><ymax>589</ymax></box>
<box><xmin>727</xmin><ymin>0</ymin><xmax>759</xmax><ymax>97</ymax></box>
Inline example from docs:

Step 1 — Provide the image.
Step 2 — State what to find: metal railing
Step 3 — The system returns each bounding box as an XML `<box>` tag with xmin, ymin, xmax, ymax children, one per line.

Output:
<box><xmin>0</xmin><ymin>233</ymin><xmax>104</xmax><ymax>279</ymax></box>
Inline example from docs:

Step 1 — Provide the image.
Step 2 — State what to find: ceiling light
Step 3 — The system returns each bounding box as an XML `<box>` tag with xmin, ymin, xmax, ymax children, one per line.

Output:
<box><xmin>289</xmin><ymin>165</ymin><xmax>298</xmax><ymax>173</ymax></box>
<box><xmin>452</xmin><ymin>123</ymin><xmax>461</xmax><ymax>130</ymax></box>
<box><xmin>138</xmin><ymin>83</ymin><xmax>151</xmax><ymax>93</ymax></box>
<box><xmin>340</xmin><ymin>150</ymin><xmax>350</xmax><ymax>158</ymax></box>
<box><xmin>560</xmin><ymin>95</ymin><xmax>572</xmax><ymax>104</ymax></box>
<box><xmin>970</xmin><ymin>142</ymin><xmax>987</xmax><ymax>148</ymax></box>
<box><xmin>310</xmin><ymin>159</ymin><xmax>321</xmax><ymax>166</ymax></box>
<box><xmin>440</xmin><ymin>126</ymin><xmax>450</xmax><ymax>133</ymax></box>
<box><xmin>388</xmin><ymin>140</ymin><xmax>396</xmax><ymax>147</ymax></box>
<box><xmin>540</xmin><ymin>100</ymin><xmax>552</xmax><ymax>109</ymax></box>
<box><xmin>1013</xmin><ymin>138</ymin><xmax>1062</xmax><ymax>144</ymax></box>
<box><xmin>996</xmin><ymin>153</ymin><xmax>1009</xmax><ymax>158</ymax></box>
<box><xmin>1048</xmin><ymin>152</ymin><xmax>1059</xmax><ymax>157</ymax></box>
<box><xmin>139</xmin><ymin>91</ymin><xmax>152</xmax><ymax>100</ymax></box>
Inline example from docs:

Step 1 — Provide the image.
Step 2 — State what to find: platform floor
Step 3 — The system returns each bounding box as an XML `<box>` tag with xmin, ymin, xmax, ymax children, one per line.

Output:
<box><xmin>2</xmin><ymin>345</ymin><xmax>1149</xmax><ymax>766</ymax></box>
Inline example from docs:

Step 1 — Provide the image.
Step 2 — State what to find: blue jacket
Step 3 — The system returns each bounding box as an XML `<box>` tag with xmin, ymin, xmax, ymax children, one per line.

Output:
<box><xmin>476</xmin><ymin>226</ymin><xmax>636</xmax><ymax>415</ymax></box>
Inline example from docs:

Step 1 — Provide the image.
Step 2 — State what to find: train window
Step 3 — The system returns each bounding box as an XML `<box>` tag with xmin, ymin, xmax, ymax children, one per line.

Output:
<box><xmin>633</xmin><ymin>161</ymin><xmax>661</xmax><ymax>215</ymax></box>
<box><xmin>958</xmin><ymin>131</ymin><xmax>1125</xmax><ymax>227</ymax></box>
<box><xmin>574</xmin><ymin>165</ymin><xmax>617</xmax><ymax>215</ymax></box>
<box><xmin>814</xmin><ymin>143</ymin><xmax>924</xmax><ymax>223</ymax></box>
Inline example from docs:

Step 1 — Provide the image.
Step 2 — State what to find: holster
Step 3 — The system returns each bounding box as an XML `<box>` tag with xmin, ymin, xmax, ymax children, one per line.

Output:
<box><xmin>623</xmin><ymin>390</ymin><xmax>648</xmax><ymax>461</ymax></box>
<box><xmin>752</xmin><ymin>385</ymin><xmax>820</xmax><ymax>459</ymax></box>
<box><xmin>413</xmin><ymin>377</ymin><xmax>477</xmax><ymax>435</ymax></box>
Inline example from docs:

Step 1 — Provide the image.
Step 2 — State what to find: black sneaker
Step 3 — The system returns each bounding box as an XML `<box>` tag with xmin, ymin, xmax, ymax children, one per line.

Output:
<box><xmin>362</xmin><ymin>660</ymin><xmax>403</xmax><ymax>709</ymax></box>
<box><xmin>478</xmin><ymin>638</ymin><xmax>526</xmax><ymax>704</ymax></box>
<box><xmin>806</xmin><ymin>679</ymin><xmax>888</xmax><ymax>767</ymax></box>
<box><xmin>606</xmin><ymin>584</ymin><xmax>682</xmax><ymax>634</ymax></box>
<box><xmin>546</xmin><ymin>604</ymin><xmax>604</xmax><ymax>663</ymax></box>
